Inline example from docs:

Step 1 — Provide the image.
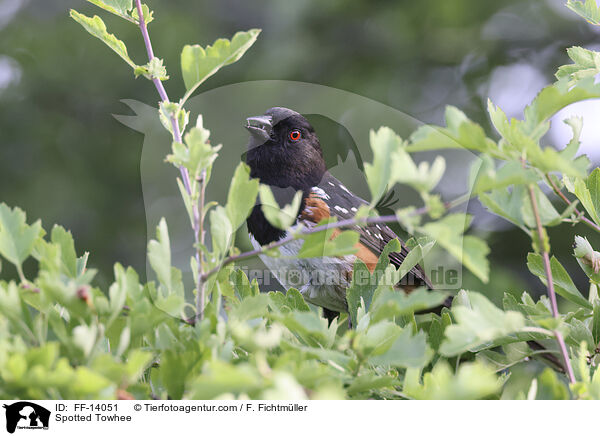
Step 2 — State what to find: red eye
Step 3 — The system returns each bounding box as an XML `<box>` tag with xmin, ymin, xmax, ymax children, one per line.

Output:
<box><xmin>289</xmin><ymin>129</ymin><xmax>301</xmax><ymax>141</ymax></box>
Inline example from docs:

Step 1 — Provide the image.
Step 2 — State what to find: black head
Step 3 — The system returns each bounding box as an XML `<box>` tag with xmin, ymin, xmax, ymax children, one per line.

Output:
<box><xmin>245</xmin><ymin>107</ymin><xmax>326</xmax><ymax>191</ymax></box>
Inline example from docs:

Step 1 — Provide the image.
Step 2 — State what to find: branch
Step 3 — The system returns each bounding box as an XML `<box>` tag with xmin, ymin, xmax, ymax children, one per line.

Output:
<box><xmin>134</xmin><ymin>0</ymin><xmax>205</xmax><ymax>318</ymax></box>
<box><xmin>527</xmin><ymin>182</ymin><xmax>576</xmax><ymax>384</ymax></box>
<box><xmin>200</xmin><ymin>193</ymin><xmax>470</xmax><ymax>282</ymax></box>
<box><xmin>546</xmin><ymin>174</ymin><xmax>600</xmax><ymax>233</ymax></box>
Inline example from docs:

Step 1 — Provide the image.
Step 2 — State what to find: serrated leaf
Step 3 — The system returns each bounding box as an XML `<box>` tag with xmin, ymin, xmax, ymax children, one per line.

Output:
<box><xmin>391</xmin><ymin>150</ymin><xmax>445</xmax><ymax>194</ymax></box>
<box><xmin>556</xmin><ymin>46</ymin><xmax>600</xmax><ymax>85</ymax></box>
<box><xmin>147</xmin><ymin>218</ymin><xmax>172</xmax><ymax>290</ymax></box>
<box><xmin>50</xmin><ymin>225</ymin><xmax>78</xmax><ymax>278</ymax></box>
<box><xmin>181</xmin><ymin>29</ymin><xmax>260</xmax><ymax>99</ymax></box>
<box><xmin>369</xmin><ymin>287</ymin><xmax>448</xmax><ymax>324</ymax></box>
<box><xmin>566</xmin><ymin>0</ymin><xmax>600</xmax><ymax>25</ymax></box>
<box><xmin>70</xmin><ymin>10</ymin><xmax>139</xmax><ymax>70</ymax></box>
<box><xmin>469</xmin><ymin>156</ymin><xmax>539</xmax><ymax>194</ymax></box>
<box><xmin>520</xmin><ymin>183</ymin><xmax>562</xmax><ymax>227</ymax></box>
<box><xmin>86</xmin><ymin>0</ymin><xmax>134</xmax><ymax>22</ymax></box>
<box><xmin>527</xmin><ymin>253</ymin><xmax>591</xmax><ymax>309</ymax></box>
<box><xmin>297</xmin><ymin>219</ymin><xmax>359</xmax><ymax>258</ymax></box>
<box><xmin>406</xmin><ymin>106</ymin><xmax>500</xmax><ymax>158</ymax></box>
<box><xmin>225</xmin><ymin>163</ymin><xmax>259</xmax><ymax>231</ymax></box>
<box><xmin>404</xmin><ymin>360</ymin><xmax>501</xmax><ymax>400</ymax></box>
<box><xmin>166</xmin><ymin>116</ymin><xmax>219</xmax><ymax>178</ymax></box>
<box><xmin>268</xmin><ymin>288</ymin><xmax>310</xmax><ymax>313</ymax></box>
<box><xmin>479</xmin><ymin>185</ymin><xmax>529</xmax><ymax>231</ymax></box>
<box><xmin>130</xmin><ymin>2</ymin><xmax>154</xmax><ymax>24</ymax></box>
<box><xmin>135</xmin><ymin>57</ymin><xmax>168</xmax><ymax>80</ymax></box>
<box><xmin>365</xmin><ymin>127</ymin><xmax>400</xmax><ymax>205</ymax></box>
<box><xmin>440</xmin><ymin>291</ymin><xmax>526</xmax><ymax>356</ymax></box>
<box><xmin>0</xmin><ymin>203</ymin><xmax>43</xmax><ymax>269</ymax></box>
<box><xmin>258</xmin><ymin>185</ymin><xmax>302</xmax><ymax>230</ymax></box>
<box><xmin>209</xmin><ymin>206</ymin><xmax>232</xmax><ymax>257</ymax></box>
<box><xmin>418</xmin><ymin>214</ymin><xmax>490</xmax><ymax>283</ymax></box>
<box><xmin>367</xmin><ymin>328</ymin><xmax>431</xmax><ymax>368</ymax></box>
<box><xmin>560</xmin><ymin>116</ymin><xmax>583</xmax><ymax>160</ymax></box>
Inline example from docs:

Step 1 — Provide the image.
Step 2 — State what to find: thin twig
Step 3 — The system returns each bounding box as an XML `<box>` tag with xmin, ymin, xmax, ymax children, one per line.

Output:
<box><xmin>196</xmin><ymin>169</ymin><xmax>207</xmax><ymax>320</ymax></box>
<box><xmin>200</xmin><ymin>193</ymin><xmax>470</xmax><ymax>282</ymax></box>
<box><xmin>527</xmin><ymin>182</ymin><xmax>576</xmax><ymax>383</ymax></box>
<box><xmin>545</xmin><ymin>174</ymin><xmax>600</xmax><ymax>233</ymax></box>
<box><xmin>134</xmin><ymin>0</ymin><xmax>205</xmax><ymax>318</ymax></box>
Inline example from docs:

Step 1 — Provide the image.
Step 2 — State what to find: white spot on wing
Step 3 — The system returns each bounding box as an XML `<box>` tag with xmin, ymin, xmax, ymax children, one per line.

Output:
<box><xmin>311</xmin><ymin>187</ymin><xmax>330</xmax><ymax>200</ymax></box>
<box><xmin>334</xmin><ymin>205</ymin><xmax>348</xmax><ymax>214</ymax></box>
<box><xmin>351</xmin><ymin>207</ymin><xmax>358</xmax><ymax>212</ymax></box>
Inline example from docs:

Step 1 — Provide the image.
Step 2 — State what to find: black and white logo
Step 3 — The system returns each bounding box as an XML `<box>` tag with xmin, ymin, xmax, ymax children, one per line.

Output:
<box><xmin>2</xmin><ymin>402</ymin><xmax>50</xmax><ymax>434</ymax></box>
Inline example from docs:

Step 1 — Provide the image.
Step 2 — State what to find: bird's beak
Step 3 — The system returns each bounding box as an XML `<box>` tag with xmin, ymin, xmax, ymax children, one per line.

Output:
<box><xmin>245</xmin><ymin>115</ymin><xmax>273</xmax><ymax>143</ymax></box>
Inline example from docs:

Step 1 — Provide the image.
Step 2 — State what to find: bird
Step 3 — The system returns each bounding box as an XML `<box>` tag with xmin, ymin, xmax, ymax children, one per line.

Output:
<box><xmin>241</xmin><ymin>106</ymin><xmax>568</xmax><ymax>374</ymax></box>
<box><xmin>244</xmin><ymin>106</ymin><xmax>434</xmax><ymax>322</ymax></box>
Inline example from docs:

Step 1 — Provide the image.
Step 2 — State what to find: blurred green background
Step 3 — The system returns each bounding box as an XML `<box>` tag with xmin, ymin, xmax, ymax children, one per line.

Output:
<box><xmin>1</xmin><ymin>0</ymin><xmax>599</xmax><ymax>305</ymax></box>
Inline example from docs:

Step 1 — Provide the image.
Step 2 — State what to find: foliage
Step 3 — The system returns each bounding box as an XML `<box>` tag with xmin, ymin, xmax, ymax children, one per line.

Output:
<box><xmin>2</xmin><ymin>0</ymin><xmax>600</xmax><ymax>400</ymax></box>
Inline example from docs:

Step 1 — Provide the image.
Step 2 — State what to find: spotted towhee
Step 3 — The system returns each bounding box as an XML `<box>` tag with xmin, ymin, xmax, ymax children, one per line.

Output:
<box><xmin>244</xmin><ymin>107</ymin><xmax>437</xmax><ymax>322</ymax></box>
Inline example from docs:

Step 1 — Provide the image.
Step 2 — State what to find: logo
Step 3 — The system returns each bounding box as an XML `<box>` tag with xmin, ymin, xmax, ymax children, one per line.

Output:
<box><xmin>2</xmin><ymin>402</ymin><xmax>50</xmax><ymax>434</ymax></box>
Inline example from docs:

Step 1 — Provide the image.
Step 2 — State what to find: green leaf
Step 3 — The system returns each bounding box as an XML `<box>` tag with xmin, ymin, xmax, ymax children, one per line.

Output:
<box><xmin>346</xmin><ymin>260</ymin><xmax>376</xmax><ymax>327</ymax></box>
<box><xmin>470</xmin><ymin>156</ymin><xmax>539</xmax><ymax>195</ymax></box>
<box><xmin>230</xmin><ymin>294</ymin><xmax>270</xmax><ymax>321</ymax></box>
<box><xmin>258</xmin><ymin>185</ymin><xmax>302</xmax><ymax>230</ymax></box>
<box><xmin>566</xmin><ymin>0</ymin><xmax>600</xmax><ymax>25</ymax></box>
<box><xmin>573</xmin><ymin>176</ymin><xmax>600</xmax><ymax>226</ymax></box>
<box><xmin>70</xmin><ymin>10</ymin><xmax>139</xmax><ymax>70</ymax></box>
<box><xmin>369</xmin><ymin>287</ymin><xmax>448</xmax><ymax>324</ymax></box>
<box><xmin>593</xmin><ymin>300</ymin><xmax>600</xmax><ymax>344</ymax></box>
<box><xmin>147</xmin><ymin>218</ymin><xmax>172</xmax><ymax>290</ymax></box>
<box><xmin>479</xmin><ymin>185</ymin><xmax>529</xmax><ymax>231</ymax></box>
<box><xmin>391</xmin><ymin>149</ymin><xmax>445</xmax><ymax>194</ymax></box>
<box><xmin>188</xmin><ymin>362</ymin><xmax>261</xmax><ymax>400</ymax></box>
<box><xmin>440</xmin><ymin>291</ymin><xmax>527</xmax><ymax>356</ymax></box>
<box><xmin>130</xmin><ymin>2</ymin><xmax>154</xmax><ymax>24</ymax></box>
<box><xmin>419</xmin><ymin>214</ymin><xmax>490</xmax><ymax>283</ymax></box>
<box><xmin>367</xmin><ymin>328</ymin><xmax>432</xmax><ymax>368</ymax></box>
<box><xmin>397</xmin><ymin>237</ymin><xmax>435</xmax><ymax>282</ymax></box>
<box><xmin>159</xmin><ymin>102</ymin><xmax>189</xmax><ymax>136</ymax></box>
<box><xmin>209</xmin><ymin>206</ymin><xmax>232</xmax><ymax>257</ymax></box>
<box><xmin>560</xmin><ymin>116</ymin><xmax>583</xmax><ymax>159</ymax></box>
<box><xmin>166</xmin><ymin>116</ymin><xmax>220</xmax><ymax>178</ymax></box>
<box><xmin>181</xmin><ymin>29</ymin><xmax>260</xmax><ymax>99</ymax></box>
<box><xmin>268</xmin><ymin>288</ymin><xmax>310</xmax><ymax>313</ymax></box>
<box><xmin>297</xmin><ymin>219</ymin><xmax>359</xmax><ymax>258</ymax></box>
<box><xmin>405</xmin><ymin>106</ymin><xmax>500</xmax><ymax>157</ymax></box>
<box><xmin>522</xmin><ymin>78</ymin><xmax>600</xmax><ymax>149</ymax></box>
<box><xmin>347</xmin><ymin>374</ymin><xmax>399</xmax><ymax>395</ymax></box>
<box><xmin>230</xmin><ymin>269</ymin><xmax>259</xmax><ymax>300</ymax></box>
<box><xmin>520</xmin><ymin>184</ymin><xmax>562</xmax><ymax>228</ymax></box>
<box><xmin>86</xmin><ymin>0</ymin><xmax>134</xmax><ymax>22</ymax></box>
<box><xmin>134</xmin><ymin>57</ymin><xmax>168</xmax><ymax>81</ymax></box>
<box><xmin>404</xmin><ymin>360</ymin><xmax>501</xmax><ymax>400</ymax></box>
<box><xmin>0</xmin><ymin>203</ymin><xmax>43</xmax><ymax>269</ymax></box>
<box><xmin>527</xmin><ymin>253</ymin><xmax>592</xmax><ymax>309</ymax></box>
<box><xmin>346</xmin><ymin>239</ymin><xmax>404</xmax><ymax>326</ymax></box>
<box><xmin>585</xmin><ymin>167</ymin><xmax>600</xmax><ymax>225</ymax></box>
<box><xmin>365</xmin><ymin>127</ymin><xmax>400</xmax><ymax>205</ymax></box>
<box><xmin>225</xmin><ymin>163</ymin><xmax>259</xmax><ymax>231</ymax></box>
<box><xmin>557</xmin><ymin>46</ymin><xmax>600</xmax><ymax>86</ymax></box>
<box><xmin>50</xmin><ymin>225</ymin><xmax>78</xmax><ymax>278</ymax></box>
<box><xmin>534</xmin><ymin>368</ymin><xmax>570</xmax><ymax>400</ymax></box>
